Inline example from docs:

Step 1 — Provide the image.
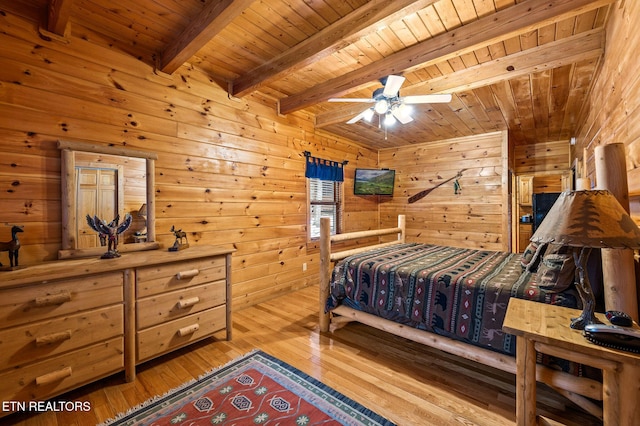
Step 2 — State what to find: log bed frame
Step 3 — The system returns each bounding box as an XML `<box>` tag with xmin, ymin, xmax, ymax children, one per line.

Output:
<box><xmin>319</xmin><ymin>215</ymin><xmax>605</xmax><ymax>419</ymax></box>
<box><xmin>318</xmin><ymin>144</ymin><xmax>639</xmax><ymax>420</ymax></box>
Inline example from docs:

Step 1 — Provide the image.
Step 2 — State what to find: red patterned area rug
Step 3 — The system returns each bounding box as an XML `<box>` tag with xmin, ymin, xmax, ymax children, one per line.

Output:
<box><xmin>101</xmin><ymin>350</ymin><xmax>395</xmax><ymax>425</ymax></box>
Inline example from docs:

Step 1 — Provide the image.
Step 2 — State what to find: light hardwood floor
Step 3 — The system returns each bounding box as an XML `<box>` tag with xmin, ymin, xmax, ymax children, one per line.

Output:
<box><xmin>7</xmin><ymin>285</ymin><xmax>601</xmax><ymax>426</ymax></box>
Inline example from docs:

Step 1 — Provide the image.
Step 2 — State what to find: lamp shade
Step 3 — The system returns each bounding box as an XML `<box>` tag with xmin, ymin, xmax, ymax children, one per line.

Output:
<box><xmin>138</xmin><ymin>203</ymin><xmax>147</xmax><ymax>217</ymax></box>
<box><xmin>530</xmin><ymin>190</ymin><xmax>640</xmax><ymax>249</ymax></box>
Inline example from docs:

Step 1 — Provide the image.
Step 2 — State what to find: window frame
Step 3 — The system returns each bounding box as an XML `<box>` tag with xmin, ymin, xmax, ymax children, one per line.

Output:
<box><xmin>307</xmin><ymin>177</ymin><xmax>343</xmax><ymax>240</ymax></box>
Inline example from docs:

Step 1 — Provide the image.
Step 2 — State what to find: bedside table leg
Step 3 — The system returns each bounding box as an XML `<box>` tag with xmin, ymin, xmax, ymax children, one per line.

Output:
<box><xmin>516</xmin><ymin>336</ymin><xmax>537</xmax><ymax>426</ymax></box>
<box><xmin>606</xmin><ymin>363</ymin><xmax>640</xmax><ymax>426</ymax></box>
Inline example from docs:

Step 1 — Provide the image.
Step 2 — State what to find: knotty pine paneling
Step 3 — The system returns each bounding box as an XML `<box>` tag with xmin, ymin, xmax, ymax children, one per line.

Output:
<box><xmin>0</xmin><ymin>10</ymin><xmax>378</xmax><ymax>308</ymax></box>
<box><xmin>575</xmin><ymin>1</ymin><xmax>640</xmax><ymax>200</ymax></box>
<box><xmin>513</xmin><ymin>140</ymin><xmax>571</xmax><ymax>175</ymax></box>
<box><xmin>378</xmin><ymin>131</ymin><xmax>510</xmax><ymax>252</ymax></box>
<box><xmin>532</xmin><ymin>175</ymin><xmax>565</xmax><ymax>194</ymax></box>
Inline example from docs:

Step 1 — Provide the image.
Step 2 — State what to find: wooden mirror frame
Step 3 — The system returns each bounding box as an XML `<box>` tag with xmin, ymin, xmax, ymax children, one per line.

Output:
<box><xmin>58</xmin><ymin>140</ymin><xmax>160</xmax><ymax>259</ymax></box>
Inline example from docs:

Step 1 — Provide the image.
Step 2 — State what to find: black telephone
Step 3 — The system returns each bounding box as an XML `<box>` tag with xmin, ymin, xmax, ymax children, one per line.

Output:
<box><xmin>583</xmin><ymin>324</ymin><xmax>640</xmax><ymax>353</ymax></box>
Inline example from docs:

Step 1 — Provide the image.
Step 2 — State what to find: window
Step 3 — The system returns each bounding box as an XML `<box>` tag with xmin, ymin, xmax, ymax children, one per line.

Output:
<box><xmin>308</xmin><ymin>178</ymin><xmax>342</xmax><ymax>239</ymax></box>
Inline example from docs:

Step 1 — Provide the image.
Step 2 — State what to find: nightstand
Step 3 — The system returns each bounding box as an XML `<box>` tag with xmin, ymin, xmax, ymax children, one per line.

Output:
<box><xmin>503</xmin><ymin>298</ymin><xmax>640</xmax><ymax>425</ymax></box>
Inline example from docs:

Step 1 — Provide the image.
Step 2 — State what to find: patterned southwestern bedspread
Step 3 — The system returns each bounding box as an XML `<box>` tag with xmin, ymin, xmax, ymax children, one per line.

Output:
<box><xmin>327</xmin><ymin>243</ymin><xmax>580</xmax><ymax>356</ymax></box>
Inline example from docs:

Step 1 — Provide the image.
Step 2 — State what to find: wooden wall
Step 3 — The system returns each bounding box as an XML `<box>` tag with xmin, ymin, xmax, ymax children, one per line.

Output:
<box><xmin>513</xmin><ymin>141</ymin><xmax>571</xmax><ymax>175</ymax></box>
<box><xmin>575</xmin><ymin>1</ymin><xmax>640</xmax><ymax>202</ymax></box>
<box><xmin>0</xmin><ymin>10</ymin><xmax>379</xmax><ymax>308</ymax></box>
<box><xmin>378</xmin><ymin>131</ymin><xmax>509</xmax><ymax>252</ymax></box>
<box><xmin>572</xmin><ymin>1</ymin><xmax>640</xmax><ymax>318</ymax></box>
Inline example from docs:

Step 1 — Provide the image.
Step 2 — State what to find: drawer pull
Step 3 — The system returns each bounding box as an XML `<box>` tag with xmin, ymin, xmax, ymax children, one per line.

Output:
<box><xmin>34</xmin><ymin>290</ymin><xmax>72</xmax><ymax>307</ymax></box>
<box><xmin>35</xmin><ymin>366</ymin><xmax>72</xmax><ymax>386</ymax></box>
<box><xmin>177</xmin><ymin>323</ymin><xmax>199</xmax><ymax>337</ymax></box>
<box><xmin>176</xmin><ymin>269</ymin><xmax>200</xmax><ymax>280</ymax></box>
<box><xmin>177</xmin><ymin>297</ymin><xmax>200</xmax><ymax>309</ymax></box>
<box><xmin>35</xmin><ymin>330</ymin><xmax>73</xmax><ymax>346</ymax></box>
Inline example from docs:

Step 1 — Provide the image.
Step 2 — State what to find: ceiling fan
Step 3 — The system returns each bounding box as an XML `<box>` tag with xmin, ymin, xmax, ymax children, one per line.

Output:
<box><xmin>328</xmin><ymin>75</ymin><xmax>452</xmax><ymax>126</ymax></box>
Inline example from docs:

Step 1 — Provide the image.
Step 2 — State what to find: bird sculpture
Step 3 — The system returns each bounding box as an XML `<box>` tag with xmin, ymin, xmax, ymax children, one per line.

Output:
<box><xmin>86</xmin><ymin>213</ymin><xmax>132</xmax><ymax>258</ymax></box>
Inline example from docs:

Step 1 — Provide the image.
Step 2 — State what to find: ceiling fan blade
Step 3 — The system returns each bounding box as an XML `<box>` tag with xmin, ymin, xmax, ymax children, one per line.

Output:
<box><xmin>382</xmin><ymin>75</ymin><xmax>405</xmax><ymax>98</ymax></box>
<box><xmin>328</xmin><ymin>98</ymin><xmax>375</xmax><ymax>103</ymax></box>
<box><xmin>402</xmin><ymin>94</ymin><xmax>452</xmax><ymax>104</ymax></box>
<box><xmin>346</xmin><ymin>110</ymin><xmax>368</xmax><ymax>124</ymax></box>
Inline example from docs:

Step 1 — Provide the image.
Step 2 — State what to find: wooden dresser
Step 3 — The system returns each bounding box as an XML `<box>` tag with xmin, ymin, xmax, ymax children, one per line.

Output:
<box><xmin>0</xmin><ymin>246</ymin><xmax>233</xmax><ymax>411</ymax></box>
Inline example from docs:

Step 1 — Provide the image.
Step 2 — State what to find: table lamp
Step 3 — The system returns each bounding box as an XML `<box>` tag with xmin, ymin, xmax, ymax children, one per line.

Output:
<box><xmin>530</xmin><ymin>190</ymin><xmax>640</xmax><ymax>329</ymax></box>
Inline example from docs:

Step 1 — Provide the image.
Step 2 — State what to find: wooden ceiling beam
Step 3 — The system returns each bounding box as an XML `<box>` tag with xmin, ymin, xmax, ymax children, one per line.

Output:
<box><xmin>280</xmin><ymin>0</ymin><xmax>615</xmax><ymax>115</ymax></box>
<box><xmin>316</xmin><ymin>28</ymin><xmax>605</xmax><ymax>127</ymax></box>
<box><xmin>159</xmin><ymin>0</ymin><xmax>254</xmax><ymax>75</ymax></box>
<box><xmin>229</xmin><ymin>0</ymin><xmax>439</xmax><ymax>98</ymax></box>
<box><xmin>46</xmin><ymin>0</ymin><xmax>73</xmax><ymax>36</ymax></box>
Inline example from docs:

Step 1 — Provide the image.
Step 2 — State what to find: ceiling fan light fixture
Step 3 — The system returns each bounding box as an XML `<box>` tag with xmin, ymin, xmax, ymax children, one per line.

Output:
<box><xmin>336</xmin><ymin>75</ymin><xmax>452</xmax><ymax>126</ymax></box>
<box><xmin>402</xmin><ymin>103</ymin><xmax>412</xmax><ymax>113</ymax></box>
<box><xmin>397</xmin><ymin>103</ymin><xmax>413</xmax><ymax>115</ymax></box>
<box><xmin>384</xmin><ymin>113</ymin><xmax>397</xmax><ymax>127</ymax></box>
<box><xmin>363</xmin><ymin>108</ymin><xmax>375</xmax><ymax>122</ymax></box>
<box><xmin>374</xmin><ymin>99</ymin><xmax>389</xmax><ymax>114</ymax></box>
<box><xmin>391</xmin><ymin>104</ymin><xmax>413</xmax><ymax>124</ymax></box>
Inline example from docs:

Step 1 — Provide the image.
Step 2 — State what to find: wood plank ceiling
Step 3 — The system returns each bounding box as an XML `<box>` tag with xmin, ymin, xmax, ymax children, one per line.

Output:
<box><xmin>7</xmin><ymin>0</ymin><xmax>614</xmax><ymax>149</ymax></box>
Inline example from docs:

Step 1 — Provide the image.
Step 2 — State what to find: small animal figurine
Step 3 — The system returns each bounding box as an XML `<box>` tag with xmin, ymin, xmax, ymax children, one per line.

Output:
<box><xmin>0</xmin><ymin>225</ymin><xmax>24</xmax><ymax>268</ymax></box>
<box><xmin>86</xmin><ymin>213</ymin><xmax>132</xmax><ymax>258</ymax></box>
<box><xmin>168</xmin><ymin>225</ymin><xmax>189</xmax><ymax>251</ymax></box>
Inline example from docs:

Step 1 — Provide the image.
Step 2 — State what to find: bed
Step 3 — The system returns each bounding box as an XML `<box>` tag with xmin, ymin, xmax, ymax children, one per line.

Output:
<box><xmin>319</xmin><ymin>215</ymin><xmax>607</xmax><ymax>419</ymax></box>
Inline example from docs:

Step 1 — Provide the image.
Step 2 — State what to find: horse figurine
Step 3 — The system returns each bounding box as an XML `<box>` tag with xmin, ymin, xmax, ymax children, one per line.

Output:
<box><xmin>0</xmin><ymin>225</ymin><xmax>24</xmax><ymax>268</ymax></box>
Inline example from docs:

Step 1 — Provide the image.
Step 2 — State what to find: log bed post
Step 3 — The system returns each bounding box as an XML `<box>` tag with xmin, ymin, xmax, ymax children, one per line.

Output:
<box><xmin>319</xmin><ymin>217</ymin><xmax>331</xmax><ymax>332</ymax></box>
<box><xmin>595</xmin><ymin>143</ymin><xmax>639</xmax><ymax>321</ymax></box>
<box><xmin>397</xmin><ymin>214</ymin><xmax>406</xmax><ymax>244</ymax></box>
<box><xmin>319</xmin><ymin>215</ymin><xmax>406</xmax><ymax>332</ymax></box>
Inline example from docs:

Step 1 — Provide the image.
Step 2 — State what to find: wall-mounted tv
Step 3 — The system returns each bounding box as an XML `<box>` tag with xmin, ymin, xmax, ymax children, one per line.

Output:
<box><xmin>354</xmin><ymin>168</ymin><xmax>396</xmax><ymax>196</ymax></box>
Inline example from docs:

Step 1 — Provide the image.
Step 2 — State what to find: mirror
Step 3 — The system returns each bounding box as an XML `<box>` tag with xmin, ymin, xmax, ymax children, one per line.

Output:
<box><xmin>58</xmin><ymin>140</ymin><xmax>159</xmax><ymax>259</ymax></box>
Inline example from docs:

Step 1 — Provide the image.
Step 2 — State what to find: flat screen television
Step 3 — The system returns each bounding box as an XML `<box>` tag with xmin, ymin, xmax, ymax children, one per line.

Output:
<box><xmin>532</xmin><ymin>192</ymin><xmax>561</xmax><ymax>233</ymax></box>
<box><xmin>354</xmin><ymin>168</ymin><xmax>395</xmax><ymax>196</ymax></box>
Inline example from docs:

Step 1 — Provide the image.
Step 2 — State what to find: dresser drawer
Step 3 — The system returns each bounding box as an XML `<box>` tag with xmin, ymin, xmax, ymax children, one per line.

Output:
<box><xmin>0</xmin><ymin>272</ymin><xmax>123</xmax><ymax>329</ymax></box>
<box><xmin>0</xmin><ymin>305</ymin><xmax>123</xmax><ymax>369</ymax></box>
<box><xmin>136</xmin><ymin>256</ymin><xmax>226</xmax><ymax>298</ymax></box>
<box><xmin>0</xmin><ymin>337</ymin><xmax>124</xmax><ymax>404</ymax></box>
<box><xmin>137</xmin><ymin>306</ymin><xmax>226</xmax><ymax>362</ymax></box>
<box><xmin>137</xmin><ymin>281</ymin><xmax>226</xmax><ymax>329</ymax></box>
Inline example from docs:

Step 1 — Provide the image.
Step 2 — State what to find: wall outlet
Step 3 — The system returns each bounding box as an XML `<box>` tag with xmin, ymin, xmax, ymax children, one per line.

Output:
<box><xmin>302</xmin><ymin>262</ymin><xmax>307</xmax><ymax>271</ymax></box>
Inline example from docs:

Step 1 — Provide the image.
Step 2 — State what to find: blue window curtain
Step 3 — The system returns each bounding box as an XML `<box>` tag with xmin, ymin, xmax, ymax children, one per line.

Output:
<box><xmin>304</xmin><ymin>151</ymin><xmax>346</xmax><ymax>182</ymax></box>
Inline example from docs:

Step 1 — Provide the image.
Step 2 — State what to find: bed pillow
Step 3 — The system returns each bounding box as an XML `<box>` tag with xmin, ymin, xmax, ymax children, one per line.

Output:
<box><xmin>520</xmin><ymin>241</ymin><xmax>546</xmax><ymax>272</ymax></box>
<box><xmin>536</xmin><ymin>245</ymin><xmax>575</xmax><ymax>292</ymax></box>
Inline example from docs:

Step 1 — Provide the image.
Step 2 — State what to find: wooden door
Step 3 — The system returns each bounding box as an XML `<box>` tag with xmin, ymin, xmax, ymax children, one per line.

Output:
<box><xmin>76</xmin><ymin>167</ymin><xmax>117</xmax><ymax>248</ymax></box>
